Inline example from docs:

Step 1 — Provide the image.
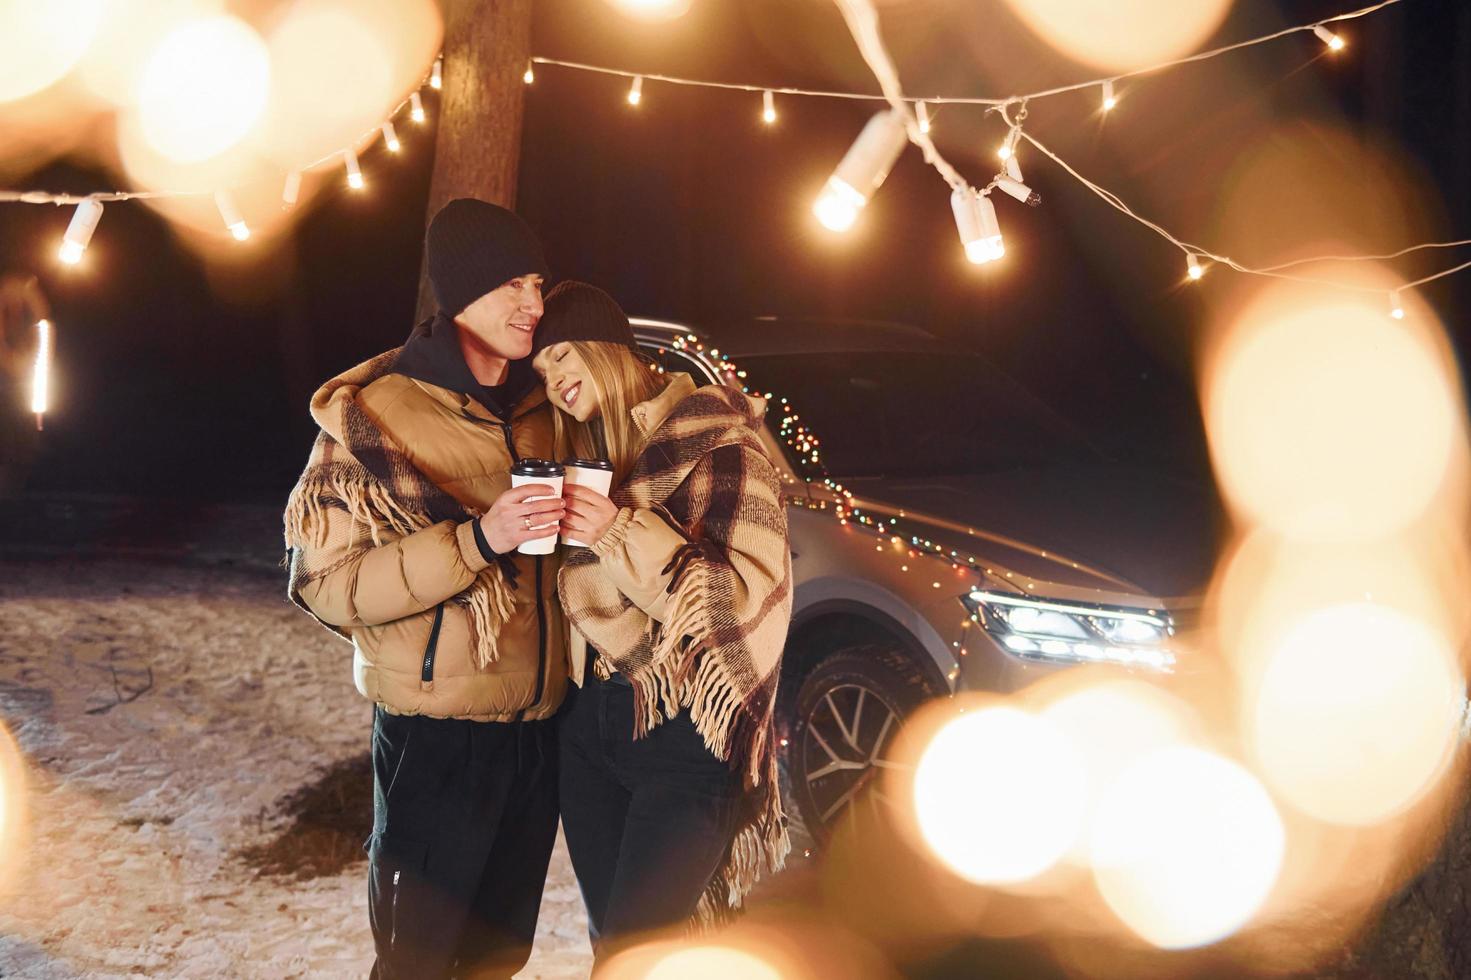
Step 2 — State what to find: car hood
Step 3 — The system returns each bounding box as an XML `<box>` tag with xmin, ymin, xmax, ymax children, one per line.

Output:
<box><xmin>835</xmin><ymin>465</ymin><xmax>1224</xmax><ymax>604</ymax></box>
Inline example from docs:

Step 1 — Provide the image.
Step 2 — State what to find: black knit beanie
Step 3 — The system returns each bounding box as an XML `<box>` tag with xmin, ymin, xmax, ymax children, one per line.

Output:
<box><xmin>533</xmin><ymin>281</ymin><xmax>637</xmax><ymax>357</ymax></box>
<box><xmin>426</xmin><ymin>199</ymin><xmax>548</xmax><ymax>315</ymax></box>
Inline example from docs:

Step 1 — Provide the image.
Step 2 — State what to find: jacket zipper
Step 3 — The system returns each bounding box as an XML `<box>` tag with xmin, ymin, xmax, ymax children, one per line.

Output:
<box><xmin>390</xmin><ymin>869</ymin><xmax>401</xmax><ymax>947</ymax></box>
<box><xmin>465</xmin><ymin>410</ymin><xmax>551</xmax><ymax>718</ymax></box>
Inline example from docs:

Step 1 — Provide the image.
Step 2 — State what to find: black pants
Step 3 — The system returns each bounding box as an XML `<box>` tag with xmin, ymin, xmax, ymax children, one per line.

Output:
<box><xmin>558</xmin><ymin>672</ymin><xmax>741</xmax><ymax>961</ymax></box>
<box><xmin>367</xmin><ymin>706</ymin><xmax>558</xmax><ymax>980</ymax></box>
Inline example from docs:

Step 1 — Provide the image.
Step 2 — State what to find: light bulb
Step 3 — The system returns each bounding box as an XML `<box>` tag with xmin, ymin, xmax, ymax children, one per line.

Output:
<box><xmin>627</xmin><ymin>75</ymin><xmax>643</xmax><ymax>106</ymax></box>
<box><xmin>1389</xmin><ymin>289</ymin><xmax>1405</xmax><ymax>319</ymax></box>
<box><xmin>345</xmin><ymin>149</ymin><xmax>364</xmax><ymax>190</ymax></box>
<box><xmin>524</xmin><ymin>61</ymin><xmax>535</xmax><ymax>84</ymax></box>
<box><xmin>430</xmin><ymin>56</ymin><xmax>442</xmax><ymax>89</ymax></box>
<box><xmin>1187</xmin><ymin>253</ymin><xmax>1205</xmax><ymax>280</ymax></box>
<box><xmin>998</xmin><ymin>142</ymin><xmax>1013</xmax><ymax>161</ymax></box>
<box><xmin>1102</xmin><ymin>79</ymin><xmax>1117</xmax><ymax>111</ymax></box>
<box><xmin>410</xmin><ymin>91</ymin><xmax>426</xmax><ymax>123</ymax></box>
<box><xmin>381</xmin><ymin>121</ymin><xmax>400</xmax><ymax>152</ymax></box>
<box><xmin>58</xmin><ymin>198</ymin><xmax>104</xmax><ymax>265</ymax></box>
<box><xmin>282</xmin><ymin>171</ymin><xmax>302</xmax><ymax>210</ymax></box>
<box><xmin>812</xmin><ymin>108</ymin><xmax>907</xmax><ymax>233</ymax></box>
<box><xmin>762</xmin><ymin>89</ymin><xmax>776</xmax><ymax>125</ymax></box>
<box><xmin>214</xmin><ymin>191</ymin><xmax>250</xmax><ymax>241</ymax></box>
<box><xmin>917</xmin><ymin>100</ymin><xmax>931</xmax><ymax>135</ymax></box>
<box><xmin>1313</xmin><ymin>25</ymin><xmax>1345</xmax><ymax>51</ymax></box>
<box><xmin>953</xmin><ymin>188</ymin><xmax>1004</xmax><ymax>265</ymax></box>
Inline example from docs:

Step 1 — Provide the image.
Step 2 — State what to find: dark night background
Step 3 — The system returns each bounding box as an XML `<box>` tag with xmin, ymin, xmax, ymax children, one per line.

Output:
<box><xmin>1</xmin><ymin>0</ymin><xmax>1467</xmax><ymax>514</ymax></box>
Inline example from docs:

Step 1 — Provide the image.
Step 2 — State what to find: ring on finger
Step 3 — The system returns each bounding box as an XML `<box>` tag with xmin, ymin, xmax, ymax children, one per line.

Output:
<box><xmin>523</xmin><ymin>516</ymin><xmax>532</xmax><ymax>529</ymax></box>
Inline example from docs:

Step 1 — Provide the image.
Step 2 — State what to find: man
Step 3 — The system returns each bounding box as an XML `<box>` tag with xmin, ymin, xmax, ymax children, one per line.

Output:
<box><xmin>283</xmin><ymin>199</ymin><xmax>569</xmax><ymax>979</ymax></box>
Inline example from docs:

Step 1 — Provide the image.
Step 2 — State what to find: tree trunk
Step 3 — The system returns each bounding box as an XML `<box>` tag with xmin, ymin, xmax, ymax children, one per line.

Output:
<box><xmin>415</xmin><ymin>0</ymin><xmax>535</xmax><ymax>321</ymax></box>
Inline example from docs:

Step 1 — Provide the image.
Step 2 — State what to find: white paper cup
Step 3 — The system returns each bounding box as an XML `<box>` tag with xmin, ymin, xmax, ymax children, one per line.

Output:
<box><xmin>561</xmin><ymin>459</ymin><xmax>615</xmax><ymax>547</ymax></box>
<box><xmin>510</xmin><ymin>460</ymin><xmax>565</xmax><ymax>555</ymax></box>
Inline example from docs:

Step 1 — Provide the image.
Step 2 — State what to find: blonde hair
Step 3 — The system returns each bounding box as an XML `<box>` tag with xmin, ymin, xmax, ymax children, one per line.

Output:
<box><xmin>550</xmin><ymin>341</ymin><xmax>666</xmax><ymax>487</ymax></box>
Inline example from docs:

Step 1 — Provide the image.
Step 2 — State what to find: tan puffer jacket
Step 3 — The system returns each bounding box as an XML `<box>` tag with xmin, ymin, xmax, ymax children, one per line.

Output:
<box><xmin>294</xmin><ymin>369</ymin><xmax>567</xmax><ymax>722</ymax></box>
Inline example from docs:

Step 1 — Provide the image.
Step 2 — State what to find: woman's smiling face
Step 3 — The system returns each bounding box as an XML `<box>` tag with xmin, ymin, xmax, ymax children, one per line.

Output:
<box><xmin>532</xmin><ymin>341</ymin><xmax>601</xmax><ymax>422</ymax></box>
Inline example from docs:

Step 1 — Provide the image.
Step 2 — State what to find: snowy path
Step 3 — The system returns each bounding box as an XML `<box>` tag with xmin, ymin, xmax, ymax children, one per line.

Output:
<box><xmin>0</xmin><ymin>558</ymin><xmax>592</xmax><ymax>979</ymax></box>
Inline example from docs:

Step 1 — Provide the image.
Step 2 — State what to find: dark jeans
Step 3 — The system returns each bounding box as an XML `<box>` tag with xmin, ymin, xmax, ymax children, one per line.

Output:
<box><xmin>559</xmin><ymin>671</ymin><xmax>741</xmax><ymax>961</ymax></box>
<box><xmin>367</xmin><ymin>706</ymin><xmax>558</xmax><ymax>980</ymax></box>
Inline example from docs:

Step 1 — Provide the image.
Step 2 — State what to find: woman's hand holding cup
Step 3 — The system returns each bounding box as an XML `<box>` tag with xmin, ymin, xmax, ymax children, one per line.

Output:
<box><xmin>561</xmin><ymin>483</ymin><xmax>618</xmax><ymax>548</ymax></box>
<box><xmin>480</xmin><ymin>483</ymin><xmax>566</xmax><ymax>554</ymax></box>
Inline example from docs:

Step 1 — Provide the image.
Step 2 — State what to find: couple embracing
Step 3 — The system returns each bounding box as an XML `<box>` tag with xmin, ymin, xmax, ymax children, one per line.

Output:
<box><xmin>282</xmin><ymin>199</ymin><xmax>792</xmax><ymax>978</ymax></box>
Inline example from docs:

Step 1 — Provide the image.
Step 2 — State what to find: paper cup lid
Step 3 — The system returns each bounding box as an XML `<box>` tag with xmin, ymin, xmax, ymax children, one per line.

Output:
<box><xmin>562</xmin><ymin>458</ymin><xmax>614</xmax><ymax>471</ymax></box>
<box><xmin>510</xmin><ymin>458</ymin><xmax>565</xmax><ymax>478</ymax></box>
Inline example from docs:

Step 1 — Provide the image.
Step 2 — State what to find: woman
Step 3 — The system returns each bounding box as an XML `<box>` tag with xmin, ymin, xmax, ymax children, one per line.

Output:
<box><xmin>529</xmin><ymin>281</ymin><xmax>791</xmax><ymax>957</ymax></box>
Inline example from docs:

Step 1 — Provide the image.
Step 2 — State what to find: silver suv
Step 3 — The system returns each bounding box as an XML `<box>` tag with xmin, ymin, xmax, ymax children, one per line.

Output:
<box><xmin>633</xmin><ymin>316</ymin><xmax>1215</xmax><ymax>841</ymax></box>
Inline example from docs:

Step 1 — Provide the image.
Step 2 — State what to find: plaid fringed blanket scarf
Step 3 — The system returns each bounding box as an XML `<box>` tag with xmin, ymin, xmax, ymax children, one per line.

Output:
<box><xmin>558</xmin><ymin>383</ymin><xmax>794</xmax><ymax>925</ymax></box>
<box><xmin>282</xmin><ymin>350</ymin><xmax>517</xmax><ymax>664</ymax></box>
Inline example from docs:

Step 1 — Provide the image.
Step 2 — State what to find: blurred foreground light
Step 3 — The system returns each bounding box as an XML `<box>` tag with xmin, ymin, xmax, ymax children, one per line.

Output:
<box><xmin>1039</xmin><ymin>680</ymin><xmax>1194</xmax><ymax>862</ymax></box>
<box><xmin>762</xmin><ymin>89</ymin><xmax>777</xmax><ymax>125</ymax></box>
<box><xmin>410</xmin><ymin>91</ymin><xmax>426</xmax><ymax>123</ymax></box>
<box><xmin>644</xmin><ymin>946</ymin><xmax>782</xmax><ymax>980</ymax></box>
<box><xmin>813</xmin><ymin>109</ymin><xmax>907</xmax><ymax>233</ymax></box>
<box><xmin>0</xmin><ymin>0</ymin><xmax>106</xmax><ymax>102</ymax></box>
<box><xmin>1204</xmin><ymin>290</ymin><xmax>1461</xmax><ymax>542</ymax></box>
<box><xmin>523</xmin><ymin>60</ymin><xmax>534</xmax><ymax>84</ymax></box>
<box><xmin>429</xmin><ymin>55</ymin><xmax>441</xmax><ymax>89</ymax></box>
<box><xmin>999</xmin><ymin>0</ymin><xmax>1232</xmax><ymax>73</ymax></box>
<box><xmin>627</xmin><ymin>75</ymin><xmax>643</xmax><ymax>106</ymax></box>
<box><xmin>58</xmin><ymin>198</ymin><xmax>104</xmax><ymax>265</ymax></box>
<box><xmin>381</xmin><ymin>121</ymin><xmax>401</xmax><ymax>152</ymax></box>
<box><xmin>1091</xmin><ymin>747</ymin><xmax>1285</xmax><ymax>949</ymax></box>
<box><xmin>1101</xmin><ymin>79</ymin><xmax>1117</xmax><ymax>112</ymax></box>
<box><xmin>1187</xmin><ymin>253</ymin><xmax>1205</xmax><ymax>280</ymax></box>
<box><xmin>1249</xmin><ymin>602</ymin><xmax>1462</xmax><ymax>826</ymax></box>
<box><xmin>914</xmin><ymin>707</ymin><xmax>1086</xmax><ymax>884</ymax></box>
<box><xmin>605</xmin><ymin>0</ymin><xmax>693</xmax><ymax>21</ymax></box>
<box><xmin>135</xmin><ymin>15</ymin><xmax>270</xmax><ymax>164</ymax></box>
<box><xmin>917</xmin><ymin>100</ymin><xmax>932</xmax><ymax>135</ymax></box>
<box><xmin>1313</xmin><ymin>25</ymin><xmax>1346</xmax><ymax>52</ymax></box>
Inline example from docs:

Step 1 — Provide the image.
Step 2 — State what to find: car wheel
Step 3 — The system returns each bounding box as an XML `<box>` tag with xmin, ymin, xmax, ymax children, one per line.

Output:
<box><xmin>784</xmin><ymin>645</ymin><xmax>944</xmax><ymax>845</ymax></box>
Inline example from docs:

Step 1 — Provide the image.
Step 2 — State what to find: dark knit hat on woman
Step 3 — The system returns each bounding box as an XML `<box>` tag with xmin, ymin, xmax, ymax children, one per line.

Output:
<box><xmin>533</xmin><ymin>280</ymin><xmax>637</xmax><ymax>357</ymax></box>
<box><xmin>426</xmin><ymin>199</ymin><xmax>548</xmax><ymax>315</ymax></box>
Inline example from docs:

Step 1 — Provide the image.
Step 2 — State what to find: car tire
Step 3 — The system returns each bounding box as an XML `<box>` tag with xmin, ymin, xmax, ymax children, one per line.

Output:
<box><xmin>782</xmin><ymin>645</ymin><xmax>944</xmax><ymax>846</ymax></box>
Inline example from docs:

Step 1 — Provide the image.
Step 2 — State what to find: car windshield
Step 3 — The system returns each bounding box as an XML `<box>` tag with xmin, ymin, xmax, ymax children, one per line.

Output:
<box><xmin>736</xmin><ymin>351</ymin><xmax>1100</xmax><ymax>478</ymax></box>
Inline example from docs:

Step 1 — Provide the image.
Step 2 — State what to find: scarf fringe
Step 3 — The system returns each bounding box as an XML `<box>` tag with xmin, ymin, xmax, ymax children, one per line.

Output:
<box><xmin>455</xmin><ymin>566</ymin><xmax>518</xmax><ymax>667</ymax></box>
<box><xmin>284</xmin><ymin>470</ymin><xmax>424</xmax><ymax>551</ymax></box>
<box><xmin>619</xmin><ymin>561</ymin><xmax>789</xmax><ymax>924</ymax></box>
<box><xmin>286</xmin><ymin>468</ymin><xmax>517</xmax><ymax>666</ymax></box>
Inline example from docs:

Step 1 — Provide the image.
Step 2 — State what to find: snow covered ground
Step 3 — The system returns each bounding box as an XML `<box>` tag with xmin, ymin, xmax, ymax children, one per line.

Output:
<box><xmin>0</xmin><ymin>555</ymin><xmax>593</xmax><ymax>979</ymax></box>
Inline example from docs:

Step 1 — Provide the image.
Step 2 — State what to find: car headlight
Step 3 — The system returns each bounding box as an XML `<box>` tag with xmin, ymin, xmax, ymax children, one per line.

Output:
<box><xmin>962</xmin><ymin>589</ymin><xmax>1176</xmax><ymax>672</ymax></box>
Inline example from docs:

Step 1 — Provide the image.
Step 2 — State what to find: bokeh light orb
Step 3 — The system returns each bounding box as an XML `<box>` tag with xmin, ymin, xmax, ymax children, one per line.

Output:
<box><xmin>1249</xmin><ymin>602</ymin><xmax>1462</xmax><ymax>826</ymax></box>
<box><xmin>1205</xmin><ymin>293</ymin><xmax>1460</xmax><ymax>542</ymax></box>
<box><xmin>644</xmin><ymin>946</ymin><xmax>783</xmax><ymax>980</ymax></box>
<box><xmin>913</xmin><ymin>707</ymin><xmax>1087</xmax><ymax>884</ymax></box>
<box><xmin>0</xmin><ymin>0</ymin><xmax>106</xmax><ymax>102</ymax></box>
<box><xmin>1039</xmin><ymin>681</ymin><xmax>1195</xmax><ymax>861</ymax></box>
<box><xmin>135</xmin><ymin>15</ymin><xmax>271</xmax><ymax>163</ymax></box>
<box><xmin>262</xmin><ymin>1</ymin><xmax>405</xmax><ymax>168</ymax></box>
<box><xmin>604</xmin><ymin>0</ymin><xmax>693</xmax><ymax>22</ymax></box>
<box><xmin>998</xmin><ymin>0</ymin><xmax>1232</xmax><ymax>73</ymax></box>
<box><xmin>1091</xmin><ymin>746</ymin><xmax>1285</xmax><ymax>949</ymax></box>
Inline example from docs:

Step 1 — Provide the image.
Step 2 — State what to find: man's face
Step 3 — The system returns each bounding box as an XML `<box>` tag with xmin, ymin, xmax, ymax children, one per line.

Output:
<box><xmin>454</xmin><ymin>274</ymin><xmax>545</xmax><ymax>360</ymax></box>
